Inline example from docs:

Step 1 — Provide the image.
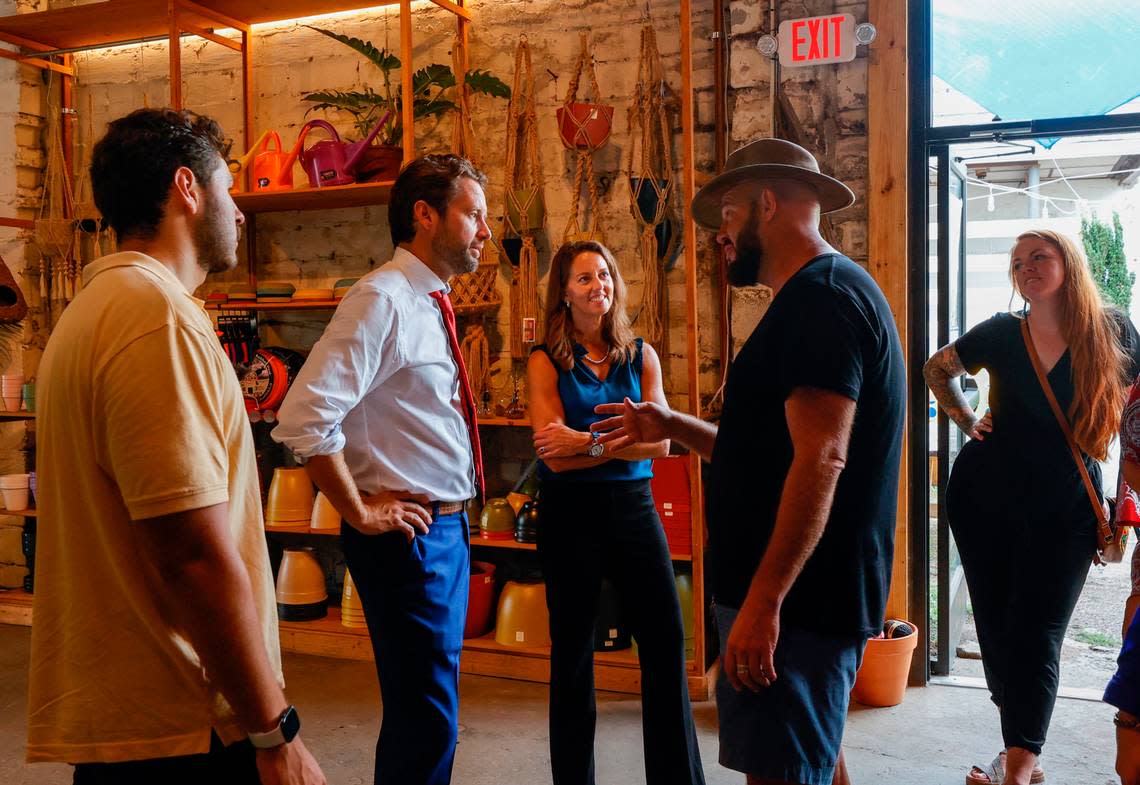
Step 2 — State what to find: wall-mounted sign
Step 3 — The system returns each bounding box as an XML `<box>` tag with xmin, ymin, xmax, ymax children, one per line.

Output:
<box><xmin>776</xmin><ymin>13</ymin><xmax>856</xmax><ymax>67</ymax></box>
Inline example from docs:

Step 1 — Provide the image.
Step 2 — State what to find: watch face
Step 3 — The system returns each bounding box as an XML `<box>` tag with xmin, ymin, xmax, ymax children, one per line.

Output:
<box><xmin>281</xmin><ymin>705</ymin><xmax>300</xmax><ymax>742</ymax></box>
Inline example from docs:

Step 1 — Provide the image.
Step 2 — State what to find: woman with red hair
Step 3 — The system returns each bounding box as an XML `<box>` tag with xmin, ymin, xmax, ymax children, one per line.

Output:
<box><xmin>925</xmin><ymin>229</ymin><xmax>1140</xmax><ymax>785</ymax></box>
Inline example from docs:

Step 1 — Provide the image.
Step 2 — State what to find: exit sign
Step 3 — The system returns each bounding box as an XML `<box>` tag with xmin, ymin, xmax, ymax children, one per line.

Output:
<box><xmin>778</xmin><ymin>14</ymin><xmax>856</xmax><ymax>67</ymax></box>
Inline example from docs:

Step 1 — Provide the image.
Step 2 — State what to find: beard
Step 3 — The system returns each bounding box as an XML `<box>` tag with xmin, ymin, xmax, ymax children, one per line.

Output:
<box><xmin>432</xmin><ymin>226</ymin><xmax>480</xmax><ymax>277</ymax></box>
<box><xmin>193</xmin><ymin>189</ymin><xmax>239</xmax><ymax>274</ymax></box>
<box><xmin>727</xmin><ymin>203</ymin><xmax>765</xmax><ymax>287</ymax></box>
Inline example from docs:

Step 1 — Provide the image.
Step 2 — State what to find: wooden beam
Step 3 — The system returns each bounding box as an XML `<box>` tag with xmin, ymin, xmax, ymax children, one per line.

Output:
<box><xmin>0</xmin><ymin>217</ymin><xmax>34</xmax><ymax>230</ymax></box>
<box><xmin>0</xmin><ymin>48</ymin><xmax>74</xmax><ymax>75</ymax></box>
<box><xmin>177</xmin><ymin>0</ymin><xmax>252</xmax><ymax>34</ymax></box>
<box><xmin>868</xmin><ymin>0</ymin><xmax>910</xmax><ymax>624</ymax></box>
<box><xmin>0</xmin><ymin>30</ymin><xmax>53</xmax><ymax>52</ymax></box>
<box><xmin>179</xmin><ymin>21</ymin><xmax>242</xmax><ymax>52</ymax></box>
<box><xmin>168</xmin><ymin>0</ymin><xmax>182</xmax><ymax>109</ymax></box>
<box><xmin>426</xmin><ymin>0</ymin><xmax>472</xmax><ymax>21</ymax></box>
<box><xmin>241</xmin><ymin>29</ymin><xmax>255</xmax><ymax>192</ymax></box>
<box><xmin>678</xmin><ymin>0</ymin><xmax>706</xmax><ymax>675</ymax></box>
<box><xmin>399</xmin><ymin>0</ymin><xmax>414</xmax><ymax>161</ymax></box>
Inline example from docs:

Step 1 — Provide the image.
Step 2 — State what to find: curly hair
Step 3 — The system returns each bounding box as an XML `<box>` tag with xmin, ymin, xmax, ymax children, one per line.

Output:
<box><xmin>388</xmin><ymin>154</ymin><xmax>487</xmax><ymax>246</ymax></box>
<box><xmin>90</xmin><ymin>108</ymin><xmax>231</xmax><ymax>241</ymax></box>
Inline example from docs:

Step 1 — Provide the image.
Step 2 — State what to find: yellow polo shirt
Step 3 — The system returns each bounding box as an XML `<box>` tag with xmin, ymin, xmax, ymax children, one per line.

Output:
<box><xmin>27</xmin><ymin>252</ymin><xmax>281</xmax><ymax>763</ymax></box>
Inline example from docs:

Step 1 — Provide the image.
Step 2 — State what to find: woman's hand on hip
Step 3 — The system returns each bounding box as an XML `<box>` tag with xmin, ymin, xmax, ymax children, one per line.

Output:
<box><xmin>967</xmin><ymin>410</ymin><xmax>993</xmax><ymax>441</ymax></box>
<box><xmin>533</xmin><ymin>422</ymin><xmax>591</xmax><ymax>458</ymax></box>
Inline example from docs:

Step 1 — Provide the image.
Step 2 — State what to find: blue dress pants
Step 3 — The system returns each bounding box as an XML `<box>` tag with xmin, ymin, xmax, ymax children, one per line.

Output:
<box><xmin>343</xmin><ymin>510</ymin><xmax>470</xmax><ymax>785</ymax></box>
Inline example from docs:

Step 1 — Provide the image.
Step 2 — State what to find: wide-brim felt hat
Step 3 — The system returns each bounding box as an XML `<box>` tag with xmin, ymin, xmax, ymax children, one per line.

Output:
<box><xmin>691</xmin><ymin>138</ymin><xmax>855</xmax><ymax>229</ymax></box>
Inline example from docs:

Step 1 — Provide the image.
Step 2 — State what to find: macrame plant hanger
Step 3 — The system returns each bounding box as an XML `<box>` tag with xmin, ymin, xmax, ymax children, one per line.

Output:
<box><xmin>449</xmin><ymin>37</ymin><xmax>500</xmax><ymax>407</ymax></box>
<box><xmin>34</xmin><ymin>75</ymin><xmax>76</xmax><ymax>320</ymax></box>
<box><xmin>500</xmin><ymin>36</ymin><xmax>545</xmax><ymax>359</ymax></box>
<box><xmin>627</xmin><ymin>24</ymin><xmax>674</xmax><ymax>345</ymax></box>
<box><xmin>559</xmin><ymin>32</ymin><xmax>611</xmax><ymax>244</ymax></box>
<box><xmin>72</xmin><ymin>92</ymin><xmax>114</xmax><ymax>297</ymax></box>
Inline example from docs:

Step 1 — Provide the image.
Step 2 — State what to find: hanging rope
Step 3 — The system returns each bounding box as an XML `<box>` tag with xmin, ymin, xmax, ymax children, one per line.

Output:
<box><xmin>34</xmin><ymin>73</ymin><xmax>75</xmax><ymax>317</ymax></box>
<box><xmin>559</xmin><ymin>32</ymin><xmax>611</xmax><ymax>244</ymax></box>
<box><xmin>627</xmin><ymin>25</ymin><xmax>674</xmax><ymax>345</ymax></box>
<box><xmin>461</xmin><ymin>322</ymin><xmax>490</xmax><ymax>407</ymax></box>
<box><xmin>500</xmin><ymin>37</ymin><xmax>545</xmax><ymax>359</ymax></box>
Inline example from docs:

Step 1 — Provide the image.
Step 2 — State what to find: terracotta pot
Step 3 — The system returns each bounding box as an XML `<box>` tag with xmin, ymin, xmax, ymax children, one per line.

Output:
<box><xmin>275</xmin><ymin>547</ymin><xmax>327</xmax><ymax>621</ymax></box>
<box><xmin>494</xmin><ymin>580</ymin><xmax>550</xmax><ymax>647</ymax></box>
<box><xmin>267</xmin><ymin>467</ymin><xmax>315</xmax><ymax>524</ymax></box>
<box><xmin>506</xmin><ymin>188</ymin><xmax>545</xmax><ymax>234</ymax></box>
<box><xmin>557</xmin><ymin>102</ymin><xmax>615</xmax><ymax>149</ymax></box>
<box><xmin>464</xmin><ymin>561</ymin><xmax>498</xmax><ymax>639</ymax></box>
<box><xmin>310</xmin><ymin>492</ymin><xmax>341</xmax><ymax>531</ymax></box>
<box><xmin>480</xmin><ymin>498</ymin><xmax>516</xmax><ymax>540</ymax></box>
<box><xmin>340</xmin><ymin>569</ymin><xmax>367</xmax><ymax>628</ymax></box>
<box><xmin>852</xmin><ymin>623</ymin><xmax>918</xmax><ymax>707</ymax></box>
<box><xmin>355</xmin><ymin>144</ymin><xmax>404</xmax><ymax>183</ymax></box>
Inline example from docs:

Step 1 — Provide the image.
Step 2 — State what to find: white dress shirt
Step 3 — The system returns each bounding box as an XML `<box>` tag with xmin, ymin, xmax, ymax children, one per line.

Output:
<box><xmin>272</xmin><ymin>248</ymin><xmax>476</xmax><ymax>502</ymax></box>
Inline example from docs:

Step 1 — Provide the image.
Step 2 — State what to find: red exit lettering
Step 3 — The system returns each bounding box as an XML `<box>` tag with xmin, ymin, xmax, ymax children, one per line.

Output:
<box><xmin>791</xmin><ymin>14</ymin><xmax>846</xmax><ymax>62</ymax></box>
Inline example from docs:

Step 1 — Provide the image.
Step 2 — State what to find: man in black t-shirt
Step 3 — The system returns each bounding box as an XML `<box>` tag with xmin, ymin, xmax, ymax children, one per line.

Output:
<box><xmin>594</xmin><ymin>138</ymin><xmax>906</xmax><ymax>785</ymax></box>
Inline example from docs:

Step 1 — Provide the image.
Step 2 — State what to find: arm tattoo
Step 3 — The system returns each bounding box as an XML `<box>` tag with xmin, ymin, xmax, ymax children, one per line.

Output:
<box><xmin>923</xmin><ymin>343</ymin><xmax>977</xmax><ymax>435</ymax></box>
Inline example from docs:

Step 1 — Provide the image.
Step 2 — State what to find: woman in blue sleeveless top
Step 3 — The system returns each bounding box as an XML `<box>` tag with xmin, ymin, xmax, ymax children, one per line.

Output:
<box><xmin>527</xmin><ymin>240</ymin><xmax>704</xmax><ymax>785</ymax></box>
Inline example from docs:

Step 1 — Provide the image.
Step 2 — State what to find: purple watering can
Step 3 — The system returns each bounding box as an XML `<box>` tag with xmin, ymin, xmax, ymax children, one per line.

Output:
<box><xmin>283</xmin><ymin>109</ymin><xmax>395</xmax><ymax>188</ymax></box>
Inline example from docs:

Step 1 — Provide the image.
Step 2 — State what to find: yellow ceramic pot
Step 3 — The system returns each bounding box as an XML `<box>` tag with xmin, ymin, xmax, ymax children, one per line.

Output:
<box><xmin>494</xmin><ymin>580</ymin><xmax>550</xmax><ymax>648</ymax></box>
<box><xmin>310</xmin><ymin>492</ymin><xmax>342</xmax><ymax>531</ymax></box>
<box><xmin>267</xmin><ymin>467</ymin><xmax>315</xmax><ymax>524</ymax></box>
<box><xmin>275</xmin><ymin>547</ymin><xmax>327</xmax><ymax>621</ymax></box>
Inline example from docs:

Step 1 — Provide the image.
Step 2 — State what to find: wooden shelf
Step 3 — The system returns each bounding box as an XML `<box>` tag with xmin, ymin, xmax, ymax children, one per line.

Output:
<box><xmin>472</xmin><ymin>536</ymin><xmax>691</xmax><ymax>562</ymax></box>
<box><xmin>265</xmin><ymin>523</ymin><xmax>338</xmax><ymax>536</ymax></box>
<box><xmin>0</xmin><ymin>412</ymin><xmax>34</xmax><ymax>421</ymax></box>
<box><xmin>0</xmin><ymin>2</ymin><xmax>419</xmax><ymax>52</ymax></box>
<box><xmin>232</xmin><ymin>181</ymin><xmax>394</xmax><ymax>214</ymax></box>
<box><xmin>1</xmin><ymin>508</ymin><xmax>35</xmax><ymax>517</ymax></box>
<box><xmin>0</xmin><ymin>588</ymin><xmax>33</xmax><ymax>626</ymax></box>
<box><xmin>477</xmin><ymin>417</ymin><xmax>530</xmax><ymax>428</ymax></box>
<box><xmin>206</xmin><ymin>299</ymin><xmax>341</xmax><ymax>312</ymax></box>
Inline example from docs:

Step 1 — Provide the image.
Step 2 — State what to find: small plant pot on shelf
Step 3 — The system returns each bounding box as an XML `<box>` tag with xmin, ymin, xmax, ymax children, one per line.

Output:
<box><xmin>852</xmin><ymin>621</ymin><xmax>918</xmax><ymax>708</ymax></box>
<box><xmin>355</xmin><ymin>144</ymin><xmax>403</xmax><ymax>183</ymax></box>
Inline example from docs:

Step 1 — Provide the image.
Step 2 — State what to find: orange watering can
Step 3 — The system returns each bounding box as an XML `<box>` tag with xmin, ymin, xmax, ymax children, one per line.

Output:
<box><xmin>282</xmin><ymin>110</ymin><xmax>394</xmax><ymax>188</ymax></box>
<box><xmin>228</xmin><ymin>130</ymin><xmax>294</xmax><ymax>193</ymax></box>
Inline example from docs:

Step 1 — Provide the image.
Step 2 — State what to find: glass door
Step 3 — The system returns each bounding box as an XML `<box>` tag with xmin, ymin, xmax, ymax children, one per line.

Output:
<box><xmin>931</xmin><ymin>148</ymin><xmax>969</xmax><ymax>675</ymax></box>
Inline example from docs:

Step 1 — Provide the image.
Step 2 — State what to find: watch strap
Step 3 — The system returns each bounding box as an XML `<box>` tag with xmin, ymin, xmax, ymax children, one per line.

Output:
<box><xmin>249</xmin><ymin>705</ymin><xmax>300</xmax><ymax>749</ymax></box>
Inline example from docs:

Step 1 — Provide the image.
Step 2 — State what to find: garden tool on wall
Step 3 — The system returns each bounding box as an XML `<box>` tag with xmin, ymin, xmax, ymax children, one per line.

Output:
<box><xmin>33</xmin><ymin>81</ymin><xmax>76</xmax><ymax>318</ymax></box>
<box><xmin>627</xmin><ymin>25</ymin><xmax>675</xmax><ymax>345</ymax></box>
<box><xmin>449</xmin><ymin>36</ymin><xmax>503</xmax><ymax>406</ymax></box>
<box><xmin>285</xmin><ymin>111</ymin><xmax>394</xmax><ymax>189</ymax></box>
<box><xmin>558</xmin><ymin>32</ymin><xmax>613</xmax><ymax>244</ymax></box>
<box><xmin>499</xmin><ymin>37</ymin><xmax>545</xmax><ymax>359</ymax></box>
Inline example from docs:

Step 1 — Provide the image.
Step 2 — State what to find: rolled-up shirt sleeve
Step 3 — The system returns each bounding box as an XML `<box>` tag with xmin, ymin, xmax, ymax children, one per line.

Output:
<box><xmin>1106</xmin><ymin>609</ymin><xmax>1140</xmax><ymax>715</ymax></box>
<box><xmin>272</xmin><ymin>286</ymin><xmax>403</xmax><ymax>458</ymax></box>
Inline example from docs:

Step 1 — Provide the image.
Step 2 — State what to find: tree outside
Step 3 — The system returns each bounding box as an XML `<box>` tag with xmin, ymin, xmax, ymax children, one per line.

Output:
<box><xmin>1082</xmin><ymin>212</ymin><xmax>1133</xmax><ymax>312</ymax></box>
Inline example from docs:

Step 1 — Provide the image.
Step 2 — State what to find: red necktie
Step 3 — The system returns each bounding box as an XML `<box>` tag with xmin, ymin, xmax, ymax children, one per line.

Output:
<box><xmin>430</xmin><ymin>289</ymin><xmax>485</xmax><ymax>502</ymax></box>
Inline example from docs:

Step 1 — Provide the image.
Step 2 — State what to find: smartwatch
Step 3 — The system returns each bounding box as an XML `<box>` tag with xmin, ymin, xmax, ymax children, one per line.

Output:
<box><xmin>249</xmin><ymin>705</ymin><xmax>301</xmax><ymax>749</ymax></box>
<box><xmin>586</xmin><ymin>430</ymin><xmax>604</xmax><ymax>458</ymax></box>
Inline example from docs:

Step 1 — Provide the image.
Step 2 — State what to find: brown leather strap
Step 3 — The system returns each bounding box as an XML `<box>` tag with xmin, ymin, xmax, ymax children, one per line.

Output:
<box><xmin>1019</xmin><ymin>318</ymin><xmax>1113</xmax><ymax>544</ymax></box>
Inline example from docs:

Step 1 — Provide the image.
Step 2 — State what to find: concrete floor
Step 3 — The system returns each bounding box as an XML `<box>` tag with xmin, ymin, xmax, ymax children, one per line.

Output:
<box><xmin>0</xmin><ymin>624</ymin><xmax>1114</xmax><ymax>784</ymax></box>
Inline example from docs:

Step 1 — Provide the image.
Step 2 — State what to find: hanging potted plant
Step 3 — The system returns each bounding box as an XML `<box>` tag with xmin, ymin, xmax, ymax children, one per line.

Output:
<box><xmin>301</xmin><ymin>26</ymin><xmax>511</xmax><ymax>182</ymax></box>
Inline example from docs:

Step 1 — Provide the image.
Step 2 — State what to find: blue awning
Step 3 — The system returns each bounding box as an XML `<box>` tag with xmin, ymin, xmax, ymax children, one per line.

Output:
<box><xmin>933</xmin><ymin>0</ymin><xmax>1140</xmax><ymax>146</ymax></box>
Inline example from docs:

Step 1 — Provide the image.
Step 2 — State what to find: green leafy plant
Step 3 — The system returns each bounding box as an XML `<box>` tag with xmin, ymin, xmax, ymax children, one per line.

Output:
<box><xmin>1081</xmin><ymin>211</ymin><xmax>1133</xmax><ymax>312</ymax></box>
<box><xmin>302</xmin><ymin>26</ymin><xmax>510</xmax><ymax>147</ymax></box>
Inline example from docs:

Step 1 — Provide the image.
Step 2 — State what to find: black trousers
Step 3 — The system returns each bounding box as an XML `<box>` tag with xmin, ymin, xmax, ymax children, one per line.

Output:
<box><xmin>73</xmin><ymin>732</ymin><xmax>259</xmax><ymax>784</ymax></box>
<box><xmin>537</xmin><ymin>479</ymin><xmax>704</xmax><ymax>785</ymax></box>
<box><xmin>946</xmin><ymin>455</ymin><xmax>1095</xmax><ymax>756</ymax></box>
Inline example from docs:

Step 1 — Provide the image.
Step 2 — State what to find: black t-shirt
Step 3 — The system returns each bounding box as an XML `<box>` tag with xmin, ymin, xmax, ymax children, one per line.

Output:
<box><xmin>952</xmin><ymin>310</ymin><xmax>1140</xmax><ymax>517</ymax></box>
<box><xmin>707</xmin><ymin>253</ymin><xmax>906</xmax><ymax>638</ymax></box>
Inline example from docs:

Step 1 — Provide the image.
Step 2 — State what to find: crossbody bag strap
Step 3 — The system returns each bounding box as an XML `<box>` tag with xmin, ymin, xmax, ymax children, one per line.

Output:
<box><xmin>1020</xmin><ymin>318</ymin><xmax>1113</xmax><ymax>544</ymax></box>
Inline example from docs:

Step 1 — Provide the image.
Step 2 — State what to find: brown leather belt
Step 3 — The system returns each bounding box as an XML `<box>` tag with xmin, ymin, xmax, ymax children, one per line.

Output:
<box><xmin>433</xmin><ymin>500</ymin><xmax>466</xmax><ymax>517</ymax></box>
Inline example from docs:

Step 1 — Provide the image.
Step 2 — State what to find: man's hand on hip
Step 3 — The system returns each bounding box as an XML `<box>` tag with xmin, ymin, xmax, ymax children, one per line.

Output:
<box><xmin>352</xmin><ymin>491</ymin><xmax>432</xmax><ymax>540</ymax></box>
<box><xmin>255</xmin><ymin>737</ymin><xmax>326</xmax><ymax>785</ymax></box>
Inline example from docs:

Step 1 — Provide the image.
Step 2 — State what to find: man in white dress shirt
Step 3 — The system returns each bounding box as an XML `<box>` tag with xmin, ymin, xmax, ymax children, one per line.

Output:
<box><xmin>273</xmin><ymin>154</ymin><xmax>491</xmax><ymax>785</ymax></box>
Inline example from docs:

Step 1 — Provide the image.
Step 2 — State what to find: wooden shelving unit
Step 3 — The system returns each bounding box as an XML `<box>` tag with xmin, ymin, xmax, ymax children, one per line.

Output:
<box><xmin>206</xmin><ymin>299</ymin><xmax>341</xmax><ymax>312</ymax></box>
<box><xmin>232</xmin><ymin>180</ymin><xmax>394</xmax><ymax>214</ymax></box>
<box><xmin>0</xmin><ymin>0</ymin><xmax>714</xmax><ymax>698</ymax></box>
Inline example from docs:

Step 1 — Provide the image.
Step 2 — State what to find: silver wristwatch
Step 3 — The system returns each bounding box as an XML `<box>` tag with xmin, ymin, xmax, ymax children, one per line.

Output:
<box><xmin>586</xmin><ymin>430</ymin><xmax>604</xmax><ymax>458</ymax></box>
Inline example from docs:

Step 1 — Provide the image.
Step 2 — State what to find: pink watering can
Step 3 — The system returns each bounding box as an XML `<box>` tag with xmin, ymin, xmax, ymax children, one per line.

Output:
<box><xmin>282</xmin><ymin>110</ymin><xmax>395</xmax><ymax>188</ymax></box>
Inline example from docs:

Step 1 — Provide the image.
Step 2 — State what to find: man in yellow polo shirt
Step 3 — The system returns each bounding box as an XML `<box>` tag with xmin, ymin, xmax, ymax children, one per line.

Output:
<box><xmin>27</xmin><ymin>108</ymin><xmax>324</xmax><ymax>785</ymax></box>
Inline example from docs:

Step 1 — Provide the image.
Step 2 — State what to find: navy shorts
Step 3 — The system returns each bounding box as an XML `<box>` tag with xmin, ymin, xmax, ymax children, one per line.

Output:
<box><xmin>715</xmin><ymin>604</ymin><xmax>866</xmax><ymax>785</ymax></box>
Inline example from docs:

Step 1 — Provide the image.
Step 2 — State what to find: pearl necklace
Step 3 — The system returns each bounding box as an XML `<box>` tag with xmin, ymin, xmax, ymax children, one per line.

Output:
<box><xmin>582</xmin><ymin>352</ymin><xmax>608</xmax><ymax>365</ymax></box>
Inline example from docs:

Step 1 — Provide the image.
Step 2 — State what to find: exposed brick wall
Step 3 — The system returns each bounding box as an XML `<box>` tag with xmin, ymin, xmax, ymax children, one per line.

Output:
<box><xmin>0</xmin><ymin>0</ymin><xmax>873</xmax><ymax>582</ymax></box>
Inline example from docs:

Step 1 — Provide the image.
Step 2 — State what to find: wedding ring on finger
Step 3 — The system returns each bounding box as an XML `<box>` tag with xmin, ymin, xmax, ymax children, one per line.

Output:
<box><xmin>736</xmin><ymin>664</ymin><xmax>749</xmax><ymax>675</ymax></box>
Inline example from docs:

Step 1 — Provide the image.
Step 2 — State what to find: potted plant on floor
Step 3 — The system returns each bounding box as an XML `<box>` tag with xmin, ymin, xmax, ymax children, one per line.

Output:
<box><xmin>302</xmin><ymin>26</ymin><xmax>511</xmax><ymax>182</ymax></box>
